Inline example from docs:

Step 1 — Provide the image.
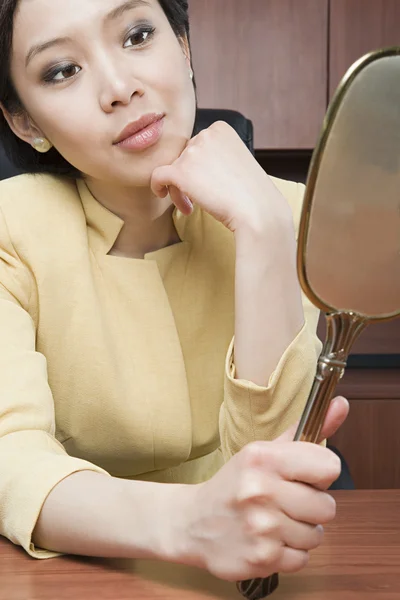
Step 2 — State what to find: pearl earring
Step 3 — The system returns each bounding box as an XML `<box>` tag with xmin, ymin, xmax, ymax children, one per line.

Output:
<box><xmin>32</xmin><ymin>137</ymin><xmax>52</xmax><ymax>153</ymax></box>
<box><xmin>189</xmin><ymin>69</ymin><xmax>194</xmax><ymax>80</ymax></box>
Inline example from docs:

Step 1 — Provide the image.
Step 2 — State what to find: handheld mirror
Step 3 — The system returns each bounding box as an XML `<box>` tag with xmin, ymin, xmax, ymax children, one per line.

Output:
<box><xmin>237</xmin><ymin>46</ymin><xmax>400</xmax><ymax>599</ymax></box>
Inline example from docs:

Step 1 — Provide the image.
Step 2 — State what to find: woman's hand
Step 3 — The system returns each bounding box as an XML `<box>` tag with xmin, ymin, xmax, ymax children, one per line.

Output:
<box><xmin>177</xmin><ymin>396</ymin><xmax>349</xmax><ymax>582</ymax></box>
<box><xmin>151</xmin><ymin>121</ymin><xmax>291</xmax><ymax>234</ymax></box>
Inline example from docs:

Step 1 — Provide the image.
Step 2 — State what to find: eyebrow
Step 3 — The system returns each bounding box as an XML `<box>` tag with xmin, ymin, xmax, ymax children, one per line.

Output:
<box><xmin>25</xmin><ymin>0</ymin><xmax>151</xmax><ymax>67</ymax></box>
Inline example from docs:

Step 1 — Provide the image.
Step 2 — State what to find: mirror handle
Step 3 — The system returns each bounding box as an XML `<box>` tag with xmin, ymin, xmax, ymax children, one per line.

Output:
<box><xmin>236</xmin><ymin>311</ymin><xmax>368</xmax><ymax>599</ymax></box>
<box><xmin>294</xmin><ymin>311</ymin><xmax>367</xmax><ymax>443</ymax></box>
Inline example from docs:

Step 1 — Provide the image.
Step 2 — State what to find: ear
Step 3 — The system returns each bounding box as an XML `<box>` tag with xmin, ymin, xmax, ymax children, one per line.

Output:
<box><xmin>0</xmin><ymin>103</ymin><xmax>45</xmax><ymax>147</ymax></box>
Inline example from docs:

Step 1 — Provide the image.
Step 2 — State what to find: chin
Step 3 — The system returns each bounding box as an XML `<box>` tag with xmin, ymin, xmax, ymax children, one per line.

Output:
<box><xmin>110</xmin><ymin>162</ymin><xmax>162</xmax><ymax>188</ymax></box>
<box><xmin>84</xmin><ymin>128</ymin><xmax>191</xmax><ymax>186</ymax></box>
<box><xmin>117</xmin><ymin>143</ymin><xmax>188</xmax><ymax>186</ymax></box>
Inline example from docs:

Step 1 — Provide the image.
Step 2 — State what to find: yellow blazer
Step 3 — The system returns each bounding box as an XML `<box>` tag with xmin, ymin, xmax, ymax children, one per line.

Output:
<box><xmin>0</xmin><ymin>173</ymin><xmax>321</xmax><ymax>558</ymax></box>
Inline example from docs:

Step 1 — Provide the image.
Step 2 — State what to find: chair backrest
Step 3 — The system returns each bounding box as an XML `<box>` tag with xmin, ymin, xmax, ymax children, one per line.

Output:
<box><xmin>0</xmin><ymin>139</ymin><xmax>22</xmax><ymax>181</ymax></box>
<box><xmin>193</xmin><ymin>108</ymin><xmax>254</xmax><ymax>154</ymax></box>
<box><xmin>0</xmin><ymin>108</ymin><xmax>254</xmax><ymax>181</ymax></box>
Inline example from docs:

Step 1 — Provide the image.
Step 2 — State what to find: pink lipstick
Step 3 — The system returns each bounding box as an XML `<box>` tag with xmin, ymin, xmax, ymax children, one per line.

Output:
<box><xmin>114</xmin><ymin>113</ymin><xmax>165</xmax><ymax>151</ymax></box>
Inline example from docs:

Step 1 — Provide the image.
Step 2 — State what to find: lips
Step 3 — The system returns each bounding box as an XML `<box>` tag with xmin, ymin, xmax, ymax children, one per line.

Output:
<box><xmin>113</xmin><ymin>113</ymin><xmax>165</xmax><ymax>145</ymax></box>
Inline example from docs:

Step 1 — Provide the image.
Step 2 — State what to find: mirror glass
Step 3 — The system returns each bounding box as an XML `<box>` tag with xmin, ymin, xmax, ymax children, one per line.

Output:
<box><xmin>303</xmin><ymin>51</ymin><xmax>400</xmax><ymax>318</ymax></box>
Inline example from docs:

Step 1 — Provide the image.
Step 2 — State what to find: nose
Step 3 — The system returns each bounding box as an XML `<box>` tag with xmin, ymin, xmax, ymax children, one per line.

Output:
<box><xmin>98</xmin><ymin>58</ymin><xmax>144</xmax><ymax>113</ymax></box>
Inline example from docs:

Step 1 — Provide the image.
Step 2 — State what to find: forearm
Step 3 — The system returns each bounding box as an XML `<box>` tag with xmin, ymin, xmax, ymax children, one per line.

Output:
<box><xmin>32</xmin><ymin>470</ymin><xmax>197</xmax><ymax>564</ymax></box>
<box><xmin>233</xmin><ymin>221</ymin><xmax>304</xmax><ymax>386</ymax></box>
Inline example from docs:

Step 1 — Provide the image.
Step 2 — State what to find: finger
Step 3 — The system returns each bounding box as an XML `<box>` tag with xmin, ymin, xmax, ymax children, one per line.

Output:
<box><xmin>168</xmin><ymin>185</ymin><xmax>194</xmax><ymax>216</ymax></box>
<box><xmin>237</xmin><ymin>441</ymin><xmax>341</xmax><ymax>502</ymax></box>
<box><xmin>276</xmin><ymin>396</ymin><xmax>349</xmax><ymax>444</ymax></box>
<box><xmin>151</xmin><ymin>165</ymin><xmax>182</xmax><ymax>198</ymax></box>
<box><xmin>151</xmin><ymin>166</ymin><xmax>193</xmax><ymax>214</ymax></box>
<box><xmin>268</xmin><ymin>442</ymin><xmax>342</xmax><ymax>491</ymax></box>
<box><xmin>317</xmin><ymin>396</ymin><xmax>349</xmax><ymax>441</ymax></box>
<box><xmin>277</xmin><ymin>480</ymin><xmax>337</xmax><ymax>524</ymax></box>
<box><xmin>282</xmin><ymin>520</ymin><xmax>324</xmax><ymax>553</ymax></box>
<box><xmin>277</xmin><ymin>546</ymin><xmax>310</xmax><ymax>574</ymax></box>
<box><xmin>245</xmin><ymin>506</ymin><xmax>324</xmax><ymax>551</ymax></box>
<box><xmin>251</xmin><ymin>546</ymin><xmax>309</xmax><ymax>577</ymax></box>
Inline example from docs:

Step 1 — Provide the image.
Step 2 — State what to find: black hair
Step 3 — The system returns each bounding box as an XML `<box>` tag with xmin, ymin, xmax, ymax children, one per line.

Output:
<box><xmin>0</xmin><ymin>0</ymin><xmax>193</xmax><ymax>177</ymax></box>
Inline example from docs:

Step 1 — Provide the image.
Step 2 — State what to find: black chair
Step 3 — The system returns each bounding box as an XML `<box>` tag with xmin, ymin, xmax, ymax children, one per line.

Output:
<box><xmin>327</xmin><ymin>445</ymin><xmax>355</xmax><ymax>490</ymax></box>
<box><xmin>0</xmin><ymin>138</ymin><xmax>21</xmax><ymax>180</ymax></box>
<box><xmin>193</xmin><ymin>108</ymin><xmax>254</xmax><ymax>154</ymax></box>
<box><xmin>0</xmin><ymin>108</ymin><xmax>354</xmax><ymax>489</ymax></box>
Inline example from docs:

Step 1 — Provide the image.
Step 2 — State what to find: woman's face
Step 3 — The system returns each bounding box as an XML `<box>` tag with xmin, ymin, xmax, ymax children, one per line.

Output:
<box><xmin>9</xmin><ymin>0</ymin><xmax>196</xmax><ymax>185</ymax></box>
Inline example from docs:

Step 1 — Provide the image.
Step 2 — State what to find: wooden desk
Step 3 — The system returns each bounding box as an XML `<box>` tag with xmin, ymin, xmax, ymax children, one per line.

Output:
<box><xmin>1</xmin><ymin>490</ymin><xmax>400</xmax><ymax>600</ymax></box>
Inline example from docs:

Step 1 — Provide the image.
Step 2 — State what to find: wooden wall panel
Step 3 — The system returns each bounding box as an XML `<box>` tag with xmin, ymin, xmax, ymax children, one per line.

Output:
<box><xmin>189</xmin><ymin>0</ymin><xmax>328</xmax><ymax>149</ymax></box>
<box><xmin>330</xmin><ymin>369</ymin><xmax>400</xmax><ymax>489</ymax></box>
<box><xmin>330</xmin><ymin>0</ymin><xmax>400</xmax><ymax>97</ymax></box>
<box><xmin>329</xmin><ymin>398</ymin><xmax>400</xmax><ymax>489</ymax></box>
<box><xmin>318</xmin><ymin>314</ymin><xmax>400</xmax><ymax>355</ymax></box>
<box><xmin>336</xmin><ymin>369</ymin><xmax>400</xmax><ymax>400</ymax></box>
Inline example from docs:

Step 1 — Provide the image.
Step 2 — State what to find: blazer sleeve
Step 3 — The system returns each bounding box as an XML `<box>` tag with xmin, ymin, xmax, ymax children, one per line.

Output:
<box><xmin>0</xmin><ymin>206</ymin><xmax>110</xmax><ymax>559</ymax></box>
<box><xmin>219</xmin><ymin>182</ymin><xmax>323</xmax><ymax>460</ymax></box>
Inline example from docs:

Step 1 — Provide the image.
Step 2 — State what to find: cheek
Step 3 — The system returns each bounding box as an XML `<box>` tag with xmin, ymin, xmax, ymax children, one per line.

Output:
<box><xmin>155</xmin><ymin>59</ymin><xmax>196</xmax><ymax>127</ymax></box>
<box><xmin>152</xmin><ymin>42</ymin><xmax>194</xmax><ymax>103</ymax></box>
<box><xmin>28</xmin><ymin>93</ymin><xmax>102</xmax><ymax>150</ymax></box>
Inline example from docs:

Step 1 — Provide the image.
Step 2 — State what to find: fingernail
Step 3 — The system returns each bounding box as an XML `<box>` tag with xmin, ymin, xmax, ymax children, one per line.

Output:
<box><xmin>334</xmin><ymin>396</ymin><xmax>349</xmax><ymax>408</ymax></box>
<box><xmin>183</xmin><ymin>195</ymin><xmax>193</xmax><ymax>210</ymax></box>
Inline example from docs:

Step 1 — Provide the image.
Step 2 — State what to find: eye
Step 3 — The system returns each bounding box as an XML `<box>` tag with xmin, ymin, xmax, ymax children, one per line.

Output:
<box><xmin>43</xmin><ymin>64</ymin><xmax>81</xmax><ymax>84</ymax></box>
<box><xmin>123</xmin><ymin>25</ymin><xmax>156</xmax><ymax>49</ymax></box>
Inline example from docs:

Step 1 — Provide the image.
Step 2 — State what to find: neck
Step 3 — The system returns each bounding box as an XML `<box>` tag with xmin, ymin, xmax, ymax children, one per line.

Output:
<box><xmin>84</xmin><ymin>178</ymin><xmax>181</xmax><ymax>259</ymax></box>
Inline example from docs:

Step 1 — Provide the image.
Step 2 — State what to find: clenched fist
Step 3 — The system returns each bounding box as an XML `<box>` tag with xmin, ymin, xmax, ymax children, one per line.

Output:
<box><xmin>151</xmin><ymin>121</ymin><xmax>292</xmax><ymax>234</ymax></box>
<box><xmin>174</xmin><ymin>396</ymin><xmax>348</xmax><ymax>582</ymax></box>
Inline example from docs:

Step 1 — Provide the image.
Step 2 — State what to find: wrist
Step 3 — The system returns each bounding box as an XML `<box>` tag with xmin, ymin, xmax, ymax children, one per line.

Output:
<box><xmin>234</xmin><ymin>212</ymin><xmax>296</xmax><ymax>260</ymax></box>
<box><xmin>234</xmin><ymin>190</ymin><xmax>294</xmax><ymax>236</ymax></box>
<box><xmin>159</xmin><ymin>482</ymin><xmax>205</xmax><ymax>568</ymax></box>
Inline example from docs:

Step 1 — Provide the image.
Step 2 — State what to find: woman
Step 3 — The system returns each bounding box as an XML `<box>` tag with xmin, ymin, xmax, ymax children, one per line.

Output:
<box><xmin>0</xmin><ymin>0</ymin><xmax>348</xmax><ymax>583</ymax></box>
